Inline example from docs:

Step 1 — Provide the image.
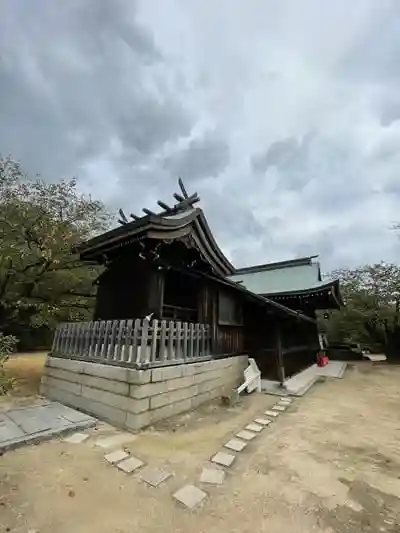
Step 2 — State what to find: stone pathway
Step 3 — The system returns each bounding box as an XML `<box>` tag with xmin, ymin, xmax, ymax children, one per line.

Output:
<box><xmin>2</xmin><ymin>395</ymin><xmax>295</xmax><ymax>512</ymax></box>
<box><xmin>175</xmin><ymin>395</ymin><xmax>295</xmax><ymax>510</ymax></box>
<box><xmin>0</xmin><ymin>401</ymin><xmax>96</xmax><ymax>452</ymax></box>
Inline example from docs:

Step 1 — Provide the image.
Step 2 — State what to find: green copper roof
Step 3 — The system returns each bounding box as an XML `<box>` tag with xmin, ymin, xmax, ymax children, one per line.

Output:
<box><xmin>228</xmin><ymin>257</ymin><xmax>334</xmax><ymax>295</ymax></box>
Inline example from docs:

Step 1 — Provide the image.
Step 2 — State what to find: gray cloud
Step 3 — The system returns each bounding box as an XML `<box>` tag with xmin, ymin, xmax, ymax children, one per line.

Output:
<box><xmin>252</xmin><ymin>138</ymin><xmax>299</xmax><ymax>173</ymax></box>
<box><xmin>1</xmin><ymin>0</ymin><xmax>400</xmax><ymax>271</ymax></box>
<box><xmin>163</xmin><ymin>133</ymin><xmax>230</xmax><ymax>182</ymax></box>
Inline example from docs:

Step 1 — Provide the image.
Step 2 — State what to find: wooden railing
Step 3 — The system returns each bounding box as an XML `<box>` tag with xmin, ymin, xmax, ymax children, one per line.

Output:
<box><xmin>51</xmin><ymin>319</ymin><xmax>211</xmax><ymax>369</ymax></box>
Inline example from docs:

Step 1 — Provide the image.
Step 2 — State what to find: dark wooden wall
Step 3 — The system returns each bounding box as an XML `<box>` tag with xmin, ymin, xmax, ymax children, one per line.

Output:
<box><xmin>242</xmin><ymin>301</ymin><xmax>320</xmax><ymax>380</ymax></box>
<box><xmin>94</xmin><ymin>255</ymin><xmax>152</xmax><ymax>320</ymax></box>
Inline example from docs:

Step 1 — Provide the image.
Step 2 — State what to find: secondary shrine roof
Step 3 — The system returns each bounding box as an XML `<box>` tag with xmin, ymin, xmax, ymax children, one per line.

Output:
<box><xmin>228</xmin><ymin>256</ymin><xmax>343</xmax><ymax>308</ymax></box>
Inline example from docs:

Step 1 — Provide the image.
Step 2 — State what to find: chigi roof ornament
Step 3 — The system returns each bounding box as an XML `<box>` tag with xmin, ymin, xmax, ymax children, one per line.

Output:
<box><xmin>117</xmin><ymin>178</ymin><xmax>200</xmax><ymax>225</ymax></box>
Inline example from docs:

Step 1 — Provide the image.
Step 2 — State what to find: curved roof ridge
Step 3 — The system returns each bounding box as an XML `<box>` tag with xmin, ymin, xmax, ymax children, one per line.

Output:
<box><xmin>234</xmin><ymin>255</ymin><xmax>319</xmax><ymax>275</ymax></box>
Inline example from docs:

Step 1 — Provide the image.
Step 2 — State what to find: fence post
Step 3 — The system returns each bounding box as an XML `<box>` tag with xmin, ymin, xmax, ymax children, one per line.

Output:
<box><xmin>116</xmin><ymin>319</ymin><xmax>127</xmax><ymax>362</ymax></box>
<box><xmin>159</xmin><ymin>320</ymin><xmax>167</xmax><ymax>361</ymax></box>
<box><xmin>138</xmin><ymin>319</ymin><xmax>149</xmax><ymax>367</ymax></box>
<box><xmin>65</xmin><ymin>323</ymin><xmax>75</xmax><ymax>357</ymax></box>
<box><xmin>167</xmin><ymin>321</ymin><xmax>174</xmax><ymax>361</ymax></box>
<box><xmin>194</xmin><ymin>323</ymin><xmax>200</xmax><ymax>358</ymax></box>
<box><xmin>175</xmin><ymin>321</ymin><xmax>182</xmax><ymax>361</ymax></box>
<box><xmin>129</xmin><ymin>319</ymin><xmax>140</xmax><ymax>363</ymax></box>
<box><xmin>150</xmin><ymin>319</ymin><xmax>158</xmax><ymax>363</ymax></box>
<box><xmin>182</xmin><ymin>322</ymin><xmax>188</xmax><ymax>361</ymax></box>
<box><xmin>51</xmin><ymin>325</ymin><xmax>61</xmax><ymax>354</ymax></box>
<box><xmin>100</xmin><ymin>321</ymin><xmax>112</xmax><ymax>360</ymax></box>
<box><xmin>107</xmin><ymin>320</ymin><xmax>119</xmax><ymax>361</ymax></box>
<box><xmin>90</xmin><ymin>321</ymin><xmax>100</xmax><ymax>358</ymax></box>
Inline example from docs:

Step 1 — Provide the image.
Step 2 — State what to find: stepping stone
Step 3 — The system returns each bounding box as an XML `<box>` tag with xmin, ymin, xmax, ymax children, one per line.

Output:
<box><xmin>224</xmin><ymin>438</ymin><xmax>247</xmax><ymax>452</ymax></box>
<box><xmin>272</xmin><ymin>405</ymin><xmax>286</xmax><ymax>412</ymax></box>
<box><xmin>140</xmin><ymin>467</ymin><xmax>172</xmax><ymax>487</ymax></box>
<box><xmin>63</xmin><ymin>432</ymin><xmax>89</xmax><ymax>444</ymax></box>
<box><xmin>173</xmin><ymin>484</ymin><xmax>207</xmax><ymax>510</ymax></box>
<box><xmin>95</xmin><ymin>433</ymin><xmax>137</xmax><ymax>449</ymax></box>
<box><xmin>211</xmin><ymin>451</ymin><xmax>236</xmax><ymax>467</ymax></box>
<box><xmin>254</xmin><ymin>418</ymin><xmax>272</xmax><ymax>426</ymax></box>
<box><xmin>116</xmin><ymin>456</ymin><xmax>144</xmax><ymax>473</ymax></box>
<box><xmin>200</xmin><ymin>467</ymin><xmax>225</xmax><ymax>485</ymax></box>
<box><xmin>279</xmin><ymin>397</ymin><xmax>293</xmax><ymax>403</ymax></box>
<box><xmin>104</xmin><ymin>449</ymin><xmax>129</xmax><ymax>464</ymax></box>
<box><xmin>236</xmin><ymin>430</ymin><xmax>257</xmax><ymax>441</ymax></box>
<box><xmin>265</xmin><ymin>410</ymin><xmax>280</xmax><ymax>417</ymax></box>
<box><xmin>278</xmin><ymin>400</ymin><xmax>291</xmax><ymax>406</ymax></box>
<box><xmin>245</xmin><ymin>423</ymin><xmax>263</xmax><ymax>433</ymax></box>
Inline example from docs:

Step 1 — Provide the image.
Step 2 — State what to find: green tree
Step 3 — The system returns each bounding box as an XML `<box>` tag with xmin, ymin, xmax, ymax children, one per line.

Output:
<box><xmin>0</xmin><ymin>156</ymin><xmax>112</xmax><ymax>347</ymax></box>
<box><xmin>0</xmin><ymin>332</ymin><xmax>17</xmax><ymax>394</ymax></box>
<box><xmin>322</xmin><ymin>263</ymin><xmax>400</xmax><ymax>350</ymax></box>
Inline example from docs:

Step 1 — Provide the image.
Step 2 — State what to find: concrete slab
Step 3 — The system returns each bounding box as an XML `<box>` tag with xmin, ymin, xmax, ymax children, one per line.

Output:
<box><xmin>47</xmin><ymin>402</ymin><xmax>94</xmax><ymax>424</ymax></box>
<box><xmin>211</xmin><ymin>451</ymin><xmax>236</xmax><ymax>467</ymax></box>
<box><xmin>63</xmin><ymin>432</ymin><xmax>89</xmax><ymax>444</ymax></box>
<box><xmin>140</xmin><ymin>467</ymin><xmax>172</xmax><ymax>487</ymax></box>
<box><xmin>173</xmin><ymin>484</ymin><xmax>207</xmax><ymax>509</ymax></box>
<box><xmin>200</xmin><ymin>468</ymin><xmax>225</xmax><ymax>485</ymax></box>
<box><xmin>254</xmin><ymin>418</ymin><xmax>272</xmax><ymax>426</ymax></box>
<box><xmin>104</xmin><ymin>449</ymin><xmax>129</xmax><ymax>464</ymax></box>
<box><xmin>95</xmin><ymin>433</ymin><xmax>137</xmax><ymax>449</ymax></box>
<box><xmin>262</xmin><ymin>362</ymin><xmax>346</xmax><ymax>397</ymax></box>
<box><xmin>317</xmin><ymin>361</ymin><xmax>347</xmax><ymax>378</ymax></box>
<box><xmin>0</xmin><ymin>413</ymin><xmax>25</xmax><ymax>442</ymax></box>
<box><xmin>0</xmin><ymin>402</ymin><xmax>97</xmax><ymax>453</ymax></box>
<box><xmin>283</xmin><ymin>362</ymin><xmax>347</xmax><ymax>396</ymax></box>
<box><xmin>224</xmin><ymin>438</ymin><xmax>247</xmax><ymax>452</ymax></box>
<box><xmin>245</xmin><ymin>423</ymin><xmax>263</xmax><ymax>432</ymax></box>
<box><xmin>272</xmin><ymin>405</ymin><xmax>286</xmax><ymax>412</ymax></box>
<box><xmin>7</xmin><ymin>406</ymin><xmax>56</xmax><ymax>434</ymax></box>
<box><xmin>116</xmin><ymin>456</ymin><xmax>144</xmax><ymax>473</ymax></box>
<box><xmin>265</xmin><ymin>410</ymin><xmax>280</xmax><ymax>417</ymax></box>
<box><xmin>235</xmin><ymin>430</ymin><xmax>256</xmax><ymax>441</ymax></box>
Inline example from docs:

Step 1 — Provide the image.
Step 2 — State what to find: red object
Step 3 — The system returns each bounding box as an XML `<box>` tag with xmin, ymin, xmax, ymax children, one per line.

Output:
<box><xmin>317</xmin><ymin>351</ymin><xmax>329</xmax><ymax>367</ymax></box>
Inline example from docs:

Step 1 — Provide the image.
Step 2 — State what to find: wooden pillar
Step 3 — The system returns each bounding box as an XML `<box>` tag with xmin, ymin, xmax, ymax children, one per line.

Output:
<box><xmin>276</xmin><ymin>324</ymin><xmax>285</xmax><ymax>384</ymax></box>
<box><xmin>148</xmin><ymin>266</ymin><xmax>164</xmax><ymax>318</ymax></box>
<box><xmin>197</xmin><ymin>284</ymin><xmax>207</xmax><ymax>323</ymax></box>
<box><xmin>210</xmin><ymin>288</ymin><xmax>219</xmax><ymax>354</ymax></box>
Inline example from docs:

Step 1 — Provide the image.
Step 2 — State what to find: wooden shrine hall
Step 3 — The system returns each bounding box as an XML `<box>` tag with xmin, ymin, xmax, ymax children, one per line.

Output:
<box><xmin>76</xmin><ymin>180</ymin><xmax>343</xmax><ymax>381</ymax></box>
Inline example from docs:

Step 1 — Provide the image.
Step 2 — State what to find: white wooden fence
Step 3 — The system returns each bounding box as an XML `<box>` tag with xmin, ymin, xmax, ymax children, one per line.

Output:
<box><xmin>51</xmin><ymin>319</ymin><xmax>211</xmax><ymax>368</ymax></box>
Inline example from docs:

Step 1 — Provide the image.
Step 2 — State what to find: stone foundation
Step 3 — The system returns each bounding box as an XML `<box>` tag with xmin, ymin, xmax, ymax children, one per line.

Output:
<box><xmin>40</xmin><ymin>355</ymin><xmax>248</xmax><ymax>431</ymax></box>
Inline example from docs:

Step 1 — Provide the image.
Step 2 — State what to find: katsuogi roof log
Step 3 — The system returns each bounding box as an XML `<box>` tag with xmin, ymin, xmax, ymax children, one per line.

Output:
<box><xmin>77</xmin><ymin>179</ymin><xmax>234</xmax><ymax>278</ymax></box>
<box><xmin>118</xmin><ymin>178</ymin><xmax>200</xmax><ymax>224</ymax></box>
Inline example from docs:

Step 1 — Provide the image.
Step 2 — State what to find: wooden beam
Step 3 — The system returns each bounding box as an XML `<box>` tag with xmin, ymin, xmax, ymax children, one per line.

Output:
<box><xmin>142</xmin><ymin>208</ymin><xmax>157</xmax><ymax>216</ymax></box>
<box><xmin>157</xmin><ymin>200</ymin><xmax>172</xmax><ymax>211</ymax></box>
<box><xmin>118</xmin><ymin>208</ymin><xmax>128</xmax><ymax>224</ymax></box>
<box><xmin>174</xmin><ymin>193</ymin><xmax>200</xmax><ymax>211</ymax></box>
<box><xmin>178</xmin><ymin>178</ymin><xmax>189</xmax><ymax>199</ymax></box>
<box><xmin>173</xmin><ymin>192</ymin><xmax>185</xmax><ymax>202</ymax></box>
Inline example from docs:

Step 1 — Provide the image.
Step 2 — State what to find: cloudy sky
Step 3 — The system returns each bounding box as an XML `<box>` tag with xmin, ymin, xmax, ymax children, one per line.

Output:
<box><xmin>1</xmin><ymin>0</ymin><xmax>400</xmax><ymax>272</ymax></box>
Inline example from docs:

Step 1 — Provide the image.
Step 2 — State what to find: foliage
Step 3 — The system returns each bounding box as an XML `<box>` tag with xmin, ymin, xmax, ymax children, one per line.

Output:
<box><xmin>0</xmin><ymin>156</ymin><xmax>112</xmax><ymax>346</ymax></box>
<box><xmin>321</xmin><ymin>262</ymin><xmax>400</xmax><ymax>349</ymax></box>
<box><xmin>0</xmin><ymin>332</ymin><xmax>18</xmax><ymax>394</ymax></box>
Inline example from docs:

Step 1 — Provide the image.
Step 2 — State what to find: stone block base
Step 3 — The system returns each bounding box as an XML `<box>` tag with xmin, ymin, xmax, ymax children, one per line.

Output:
<box><xmin>40</xmin><ymin>355</ymin><xmax>248</xmax><ymax>431</ymax></box>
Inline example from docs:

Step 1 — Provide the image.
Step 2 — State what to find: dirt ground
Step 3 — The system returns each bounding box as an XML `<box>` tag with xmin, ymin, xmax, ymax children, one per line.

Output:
<box><xmin>1</xmin><ymin>362</ymin><xmax>400</xmax><ymax>533</ymax></box>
